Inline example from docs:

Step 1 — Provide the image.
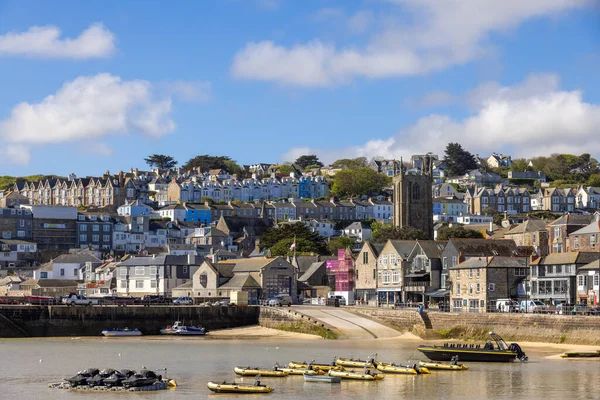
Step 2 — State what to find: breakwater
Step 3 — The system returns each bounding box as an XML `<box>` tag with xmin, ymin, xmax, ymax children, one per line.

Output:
<box><xmin>0</xmin><ymin>305</ymin><xmax>259</xmax><ymax>338</ymax></box>
<box><xmin>350</xmin><ymin>308</ymin><xmax>600</xmax><ymax>345</ymax></box>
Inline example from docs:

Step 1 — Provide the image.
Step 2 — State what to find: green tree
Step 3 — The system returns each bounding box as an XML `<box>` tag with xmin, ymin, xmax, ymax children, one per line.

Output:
<box><xmin>588</xmin><ymin>174</ymin><xmax>600</xmax><ymax>187</ymax></box>
<box><xmin>331</xmin><ymin>167</ymin><xmax>391</xmax><ymax>197</ymax></box>
<box><xmin>437</xmin><ymin>225</ymin><xmax>484</xmax><ymax>240</ymax></box>
<box><xmin>327</xmin><ymin>236</ymin><xmax>355</xmax><ymax>255</ymax></box>
<box><xmin>182</xmin><ymin>155</ymin><xmax>242</xmax><ymax>173</ymax></box>
<box><xmin>331</xmin><ymin>157</ymin><xmax>368</xmax><ymax>170</ymax></box>
<box><xmin>444</xmin><ymin>143</ymin><xmax>478</xmax><ymax>176</ymax></box>
<box><xmin>371</xmin><ymin>223</ymin><xmax>426</xmax><ymax>243</ymax></box>
<box><xmin>144</xmin><ymin>154</ymin><xmax>177</xmax><ymax>170</ymax></box>
<box><xmin>270</xmin><ymin>238</ymin><xmax>324</xmax><ymax>256</ymax></box>
<box><xmin>509</xmin><ymin>158</ymin><xmax>532</xmax><ymax>172</ymax></box>
<box><xmin>260</xmin><ymin>223</ymin><xmax>327</xmax><ymax>254</ymax></box>
<box><xmin>294</xmin><ymin>155</ymin><xmax>323</xmax><ymax>169</ymax></box>
<box><xmin>277</xmin><ymin>164</ymin><xmax>295</xmax><ymax>175</ymax></box>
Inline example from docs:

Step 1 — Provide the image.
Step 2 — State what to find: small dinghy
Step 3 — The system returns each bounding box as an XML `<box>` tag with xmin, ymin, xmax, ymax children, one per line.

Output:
<box><xmin>303</xmin><ymin>372</ymin><xmax>341</xmax><ymax>383</ymax></box>
<box><xmin>376</xmin><ymin>362</ymin><xmax>430</xmax><ymax>375</ymax></box>
<box><xmin>208</xmin><ymin>375</ymin><xmax>273</xmax><ymax>393</ymax></box>
<box><xmin>288</xmin><ymin>361</ymin><xmax>343</xmax><ymax>371</ymax></box>
<box><xmin>282</xmin><ymin>368</ymin><xmax>322</xmax><ymax>375</ymax></box>
<box><xmin>419</xmin><ymin>356</ymin><xmax>469</xmax><ymax>371</ymax></box>
<box><xmin>335</xmin><ymin>356</ymin><xmax>377</xmax><ymax>368</ymax></box>
<box><xmin>233</xmin><ymin>366</ymin><xmax>289</xmax><ymax>377</ymax></box>
<box><xmin>101</xmin><ymin>328</ymin><xmax>142</xmax><ymax>337</ymax></box>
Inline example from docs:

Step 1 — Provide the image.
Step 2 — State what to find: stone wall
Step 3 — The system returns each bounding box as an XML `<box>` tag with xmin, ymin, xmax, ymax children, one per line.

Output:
<box><xmin>0</xmin><ymin>305</ymin><xmax>259</xmax><ymax>338</ymax></box>
<box><xmin>350</xmin><ymin>307</ymin><xmax>600</xmax><ymax>345</ymax></box>
<box><xmin>258</xmin><ymin>306</ymin><xmax>338</xmax><ymax>338</ymax></box>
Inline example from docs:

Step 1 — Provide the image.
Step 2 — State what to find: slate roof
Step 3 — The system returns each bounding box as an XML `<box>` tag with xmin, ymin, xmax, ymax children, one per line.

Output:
<box><xmin>415</xmin><ymin>240</ymin><xmax>447</xmax><ymax>258</ymax></box>
<box><xmin>219</xmin><ymin>273</ymin><xmax>261</xmax><ymax>289</ymax></box>
<box><xmin>450</xmin><ymin>256</ymin><xmax>526</xmax><ymax>270</ymax></box>
<box><xmin>505</xmin><ymin>217</ymin><xmax>548</xmax><ymax>235</ymax></box>
<box><xmin>579</xmin><ymin>259</ymin><xmax>600</xmax><ymax>271</ymax></box>
<box><xmin>365</xmin><ymin>242</ymin><xmax>385</xmax><ymax>257</ymax></box>
<box><xmin>530</xmin><ymin>252</ymin><xmax>600</xmax><ymax>265</ymax></box>
<box><xmin>299</xmin><ymin>261</ymin><xmax>326</xmax><ymax>282</ymax></box>
<box><xmin>570</xmin><ymin>220</ymin><xmax>600</xmax><ymax>235</ymax></box>
<box><xmin>550</xmin><ymin>214</ymin><xmax>595</xmax><ymax>226</ymax></box>
<box><xmin>448</xmin><ymin>238</ymin><xmax>518</xmax><ymax>257</ymax></box>
<box><xmin>20</xmin><ymin>279</ymin><xmax>80</xmax><ymax>288</ymax></box>
<box><xmin>219</xmin><ymin>216</ymin><xmax>274</xmax><ymax>236</ymax></box>
<box><xmin>389</xmin><ymin>240</ymin><xmax>418</xmax><ymax>259</ymax></box>
<box><xmin>344</xmin><ymin>221</ymin><xmax>372</xmax><ymax>231</ymax></box>
<box><xmin>52</xmin><ymin>254</ymin><xmax>102</xmax><ymax>265</ymax></box>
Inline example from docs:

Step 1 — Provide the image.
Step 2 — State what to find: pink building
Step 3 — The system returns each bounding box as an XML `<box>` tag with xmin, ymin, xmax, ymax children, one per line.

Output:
<box><xmin>326</xmin><ymin>249</ymin><xmax>355</xmax><ymax>303</ymax></box>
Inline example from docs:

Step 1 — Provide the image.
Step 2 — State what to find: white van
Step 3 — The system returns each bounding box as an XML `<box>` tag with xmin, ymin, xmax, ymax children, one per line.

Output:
<box><xmin>496</xmin><ymin>299</ymin><xmax>518</xmax><ymax>313</ymax></box>
<box><xmin>520</xmin><ymin>300</ymin><xmax>546</xmax><ymax>313</ymax></box>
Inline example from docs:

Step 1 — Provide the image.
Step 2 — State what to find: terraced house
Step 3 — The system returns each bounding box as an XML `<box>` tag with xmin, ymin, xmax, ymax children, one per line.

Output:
<box><xmin>464</xmin><ymin>186</ymin><xmax>531</xmax><ymax>215</ymax></box>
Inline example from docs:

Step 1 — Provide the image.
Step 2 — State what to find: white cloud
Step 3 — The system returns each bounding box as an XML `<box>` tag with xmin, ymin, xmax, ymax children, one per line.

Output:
<box><xmin>282</xmin><ymin>74</ymin><xmax>600</xmax><ymax>163</ymax></box>
<box><xmin>280</xmin><ymin>146</ymin><xmax>314</xmax><ymax>163</ymax></box>
<box><xmin>0</xmin><ymin>23</ymin><xmax>115</xmax><ymax>59</ymax></box>
<box><xmin>405</xmin><ymin>90</ymin><xmax>455</xmax><ymax>108</ymax></box>
<box><xmin>0</xmin><ymin>73</ymin><xmax>176</xmax><ymax>164</ymax></box>
<box><xmin>346</xmin><ymin>11</ymin><xmax>374</xmax><ymax>34</ymax></box>
<box><xmin>232</xmin><ymin>0</ymin><xmax>590</xmax><ymax>86</ymax></box>
<box><xmin>164</xmin><ymin>81</ymin><xmax>212</xmax><ymax>102</ymax></box>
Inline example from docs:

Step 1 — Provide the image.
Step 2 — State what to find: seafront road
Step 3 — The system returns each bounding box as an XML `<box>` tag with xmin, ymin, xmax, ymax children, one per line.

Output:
<box><xmin>292</xmin><ymin>306</ymin><xmax>401</xmax><ymax>339</ymax></box>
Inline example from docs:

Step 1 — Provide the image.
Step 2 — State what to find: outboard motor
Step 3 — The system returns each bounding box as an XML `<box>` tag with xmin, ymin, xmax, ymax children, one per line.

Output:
<box><xmin>509</xmin><ymin>343</ymin><xmax>528</xmax><ymax>362</ymax></box>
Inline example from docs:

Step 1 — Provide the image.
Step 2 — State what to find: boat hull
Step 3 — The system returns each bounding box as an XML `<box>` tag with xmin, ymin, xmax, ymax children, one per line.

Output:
<box><xmin>101</xmin><ymin>330</ymin><xmax>142</xmax><ymax>337</ymax></box>
<box><xmin>282</xmin><ymin>368</ymin><xmax>321</xmax><ymax>375</ymax></box>
<box><xmin>335</xmin><ymin>358</ymin><xmax>374</xmax><ymax>368</ymax></box>
<box><xmin>233</xmin><ymin>367</ymin><xmax>289</xmax><ymax>377</ymax></box>
<box><xmin>207</xmin><ymin>381</ymin><xmax>273</xmax><ymax>393</ymax></box>
<box><xmin>418</xmin><ymin>361</ymin><xmax>468</xmax><ymax>370</ymax></box>
<box><xmin>303</xmin><ymin>374</ymin><xmax>341</xmax><ymax>383</ymax></box>
<box><xmin>288</xmin><ymin>362</ymin><xmax>342</xmax><ymax>371</ymax></box>
<box><xmin>376</xmin><ymin>363</ymin><xmax>429</xmax><ymax>375</ymax></box>
<box><xmin>417</xmin><ymin>346</ymin><xmax>517</xmax><ymax>362</ymax></box>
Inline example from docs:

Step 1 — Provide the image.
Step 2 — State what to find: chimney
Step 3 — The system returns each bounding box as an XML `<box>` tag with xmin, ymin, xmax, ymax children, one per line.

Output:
<box><xmin>187</xmin><ymin>254</ymin><xmax>196</xmax><ymax>265</ymax></box>
<box><xmin>489</xmin><ymin>220</ymin><xmax>494</xmax><ymax>232</ymax></box>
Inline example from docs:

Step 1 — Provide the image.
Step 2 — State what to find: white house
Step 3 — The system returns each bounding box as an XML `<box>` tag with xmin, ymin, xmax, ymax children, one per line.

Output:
<box><xmin>157</xmin><ymin>204</ymin><xmax>187</xmax><ymax>221</ymax></box>
<box><xmin>342</xmin><ymin>221</ymin><xmax>372</xmax><ymax>241</ymax></box>
<box><xmin>117</xmin><ymin>199</ymin><xmax>155</xmax><ymax>217</ymax></box>
<box><xmin>33</xmin><ymin>254</ymin><xmax>102</xmax><ymax>280</ymax></box>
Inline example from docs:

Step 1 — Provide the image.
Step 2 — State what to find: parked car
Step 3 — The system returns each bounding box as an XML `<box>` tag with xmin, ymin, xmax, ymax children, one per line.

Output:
<box><xmin>140</xmin><ymin>295</ymin><xmax>170</xmax><ymax>306</ymax></box>
<box><xmin>328</xmin><ymin>295</ymin><xmax>347</xmax><ymax>306</ymax></box>
<box><xmin>556</xmin><ymin>303</ymin><xmax>599</xmax><ymax>315</ymax></box>
<box><xmin>519</xmin><ymin>300</ymin><xmax>546</xmax><ymax>313</ymax></box>
<box><xmin>496</xmin><ymin>299</ymin><xmax>518</xmax><ymax>313</ymax></box>
<box><xmin>61</xmin><ymin>294</ymin><xmax>98</xmax><ymax>307</ymax></box>
<box><xmin>102</xmin><ymin>295</ymin><xmax>136</xmax><ymax>306</ymax></box>
<box><xmin>173</xmin><ymin>296</ymin><xmax>194</xmax><ymax>306</ymax></box>
<box><xmin>267</xmin><ymin>295</ymin><xmax>292</xmax><ymax>307</ymax></box>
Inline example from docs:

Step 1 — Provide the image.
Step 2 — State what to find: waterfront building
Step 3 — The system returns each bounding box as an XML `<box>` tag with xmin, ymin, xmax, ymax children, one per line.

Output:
<box><xmin>354</xmin><ymin>242</ymin><xmax>384</xmax><ymax>306</ymax></box>
<box><xmin>33</xmin><ymin>253</ymin><xmax>101</xmax><ymax>280</ymax></box>
<box><xmin>548</xmin><ymin>214</ymin><xmax>594</xmax><ymax>253</ymax></box>
<box><xmin>0</xmin><ymin>239</ymin><xmax>37</xmax><ymax>269</ymax></box>
<box><xmin>0</xmin><ymin>207</ymin><xmax>33</xmax><ymax>240</ymax></box>
<box><xmin>504</xmin><ymin>217</ymin><xmax>549</xmax><ymax>257</ymax></box>
<box><xmin>404</xmin><ymin>240</ymin><xmax>446</xmax><ymax>305</ymax></box>
<box><xmin>567</xmin><ymin>218</ymin><xmax>600</xmax><ymax>253</ymax></box>
<box><xmin>76</xmin><ymin>213</ymin><xmax>114</xmax><ymax>251</ymax></box>
<box><xmin>375</xmin><ymin>240</ymin><xmax>414</xmax><ymax>306</ymax></box>
<box><xmin>326</xmin><ymin>249</ymin><xmax>356</xmax><ymax>305</ymax></box>
<box><xmin>22</xmin><ymin>205</ymin><xmax>78</xmax><ymax>252</ymax></box>
<box><xmin>576</xmin><ymin>259</ymin><xmax>600</xmax><ymax>306</ymax></box>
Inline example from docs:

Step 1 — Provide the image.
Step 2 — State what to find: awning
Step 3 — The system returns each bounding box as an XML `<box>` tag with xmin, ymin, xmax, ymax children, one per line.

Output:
<box><xmin>424</xmin><ymin>289</ymin><xmax>450</xmax><ymax>297</ymax></box>
<box><xmin>405</xmin><ymin>272</ymin><xmax>429</xmax><ymax>278</ymax></box>
<box><xmin>377</xmin><ymin>287</ymin><xmax>402</xmax><ymax>292</ymax></box>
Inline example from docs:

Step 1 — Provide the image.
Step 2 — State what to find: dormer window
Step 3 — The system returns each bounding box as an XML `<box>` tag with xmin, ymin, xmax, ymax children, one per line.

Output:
<box><xmin>78</xmin><ymin>215</ymin><xmax>86</xmax><ymax>221</ymax></box>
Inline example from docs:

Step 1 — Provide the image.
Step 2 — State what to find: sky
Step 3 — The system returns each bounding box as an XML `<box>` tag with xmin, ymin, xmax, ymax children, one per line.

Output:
<box><xmin>0</xmin><ymin>0</ymin><xmax>599</xmax><ymax>176</ymax></box>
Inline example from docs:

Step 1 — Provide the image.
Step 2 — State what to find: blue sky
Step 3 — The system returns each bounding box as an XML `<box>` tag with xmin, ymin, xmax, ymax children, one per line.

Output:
<box><xmin>0</xmin><ymin>0</ymin><xmax>598</xmax><ymax>176</ymax></box>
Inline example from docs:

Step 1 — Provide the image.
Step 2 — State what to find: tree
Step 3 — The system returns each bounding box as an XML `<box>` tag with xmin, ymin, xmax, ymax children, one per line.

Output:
<box><xmin>437</xmin><ymin>225</ymin><xmax>484</xmax><ymax>240</ymax></box>
<box><xmin>331</xmin><ymin>167</ymin><xmax>391</xmax><ymax>197</ymax></box>
<box><xmin>277</xmin><ymin>164</ymin><xmax>295</xmax><ymax>176</ymax></box>
<box><xmin>371</xmin><ymin>223</ymin><xmax>426</xmax><ymax>243</ymax></box>
<box><xmin>509</xmin><ymin>158</ymin><xmax>532</xmax><ymax>172</ymax></box>
<box><xmin>331</xmin><ymin>157</ymin><xmax>368</xmax><ymax>170</ymax></box>
<box><xmin>144</xmin><ymin>154</ymin><xmax>177</xmax><ymax>170</ymax></box>
<box><xmin>259</xmin><ymin>223</ymin><xmax>327</xmax><ymax>254</ymax></box>
<box><xmin>270</xmin><ymin>238</ymin><xmax>324</xmax><ymax>256</ymax></box>
<box><xmin>327</xmin><ymin>236</ymin><xmax>355</xmax><ymax>255</ymax></box>
<box><xmin>588</xmin><ymin>174</ymin><xmax>600</xmax><ymax>187</ymax></box>
<box><xmin>444</xmin><ymin>143</ymin><xmax>478</xmax><ymax>176</ymax></box>
<box><xmin>294</xmin><ymin>155</ymin><xmax>323</xmax><ymax>169</ymax></box>
<box><xmin>182</xmin><ymin>155</ymin><xmax>244</xmax><ymax>175</ymax></box>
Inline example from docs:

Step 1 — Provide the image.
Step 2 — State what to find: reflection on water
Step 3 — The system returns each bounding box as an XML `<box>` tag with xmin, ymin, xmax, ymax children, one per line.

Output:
<box><xmin>1</xmin><ymin>336</ymin><xmax>599</xmax><ymax>399</ymax></box>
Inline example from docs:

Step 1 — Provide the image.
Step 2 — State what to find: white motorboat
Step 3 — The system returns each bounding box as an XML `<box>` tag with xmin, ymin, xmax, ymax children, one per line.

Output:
<box><xmin>160</xmin><ymin>321</ymin><xmax>206</xmax><ymax>336</ymax></box>
<box><xmin>101</xmin><ymin>328</ymin><xmax>142</xmax><ymax>337</ymax></box>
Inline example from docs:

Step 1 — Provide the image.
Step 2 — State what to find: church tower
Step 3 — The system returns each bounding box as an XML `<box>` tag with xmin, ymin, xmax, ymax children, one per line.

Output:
<box><xmin>393</xmin><ymin>156</ymin><xmax>434</xmax><ymax>239</ymax></box>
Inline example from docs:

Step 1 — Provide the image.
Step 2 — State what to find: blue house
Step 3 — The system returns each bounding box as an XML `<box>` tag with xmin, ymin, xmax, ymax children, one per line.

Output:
<box><xmin>185</xmin><ymin>204</ymin><xmax>211</xmax><ymax>225</ymax></box>
<box><xmin>298</xmin><ymin>177</ymin><xmax>311</xmax><ymax>198</ymax></box>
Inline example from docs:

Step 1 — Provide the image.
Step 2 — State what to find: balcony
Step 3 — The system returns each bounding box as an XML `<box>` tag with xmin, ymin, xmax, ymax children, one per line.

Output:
<box><xmin>404</xmin><ymin>280</ymin><xmax>431</xmax><ymax>292</ymax></box>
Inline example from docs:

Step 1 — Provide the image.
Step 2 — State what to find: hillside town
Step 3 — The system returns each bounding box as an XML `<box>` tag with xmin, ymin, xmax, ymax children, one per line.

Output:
<box><xmin>2</xmin><ymin>150</ymin><xmax>600</xmax><ymax>314</ymax></box>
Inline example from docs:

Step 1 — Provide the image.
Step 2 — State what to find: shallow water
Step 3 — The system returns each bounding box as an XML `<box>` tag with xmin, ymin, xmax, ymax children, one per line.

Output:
<box><xmin>1</xmin><ymin>336</ymin><xmax>599</xmax><ymax>399</ymax></box>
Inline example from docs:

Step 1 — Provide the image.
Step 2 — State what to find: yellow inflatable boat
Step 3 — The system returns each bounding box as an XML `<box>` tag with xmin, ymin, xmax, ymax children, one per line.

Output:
<box><xmin>282</xmin><ymin>368</ymin><xmax>322</xmax><ymax>375</ymax></box>
<box><xmin>287</xmin><ymin>362</ymin><xmax>343</xmax><ymax>371</ymax></box>
<box><xmin>328</xmin><ymin>369</ymin><xmax>384</xmax><ymax>381</ymax></box>
<box><xmin>376</xmin><ymin>362</ymin><xmax>430</xmax><ymax>375</ymax></box>
<box><xmin>233</xmin><ymin>366</ymin><xmax>289</xmax><ymax>377</ymax></box>
<box><xmin>335</xmin><ymin>357</ymin><xmax>377</xmax><ymax>368</ymax></box>
<box><xmin>207</xmin><ymin>381</ymin><xmax>274</xmax><ymax>393</ymax></box>
<box><xmin>418</xmin><ymin>361</ymin><xmax>468</xmax><ymax>371</ymax></box>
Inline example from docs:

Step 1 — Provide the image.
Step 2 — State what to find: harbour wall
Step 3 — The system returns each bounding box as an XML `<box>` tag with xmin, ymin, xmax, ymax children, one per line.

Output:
<box><xmin>258</xmin><ymin>306</ymin><xmax>339</xmax><ymax>339</ymax></box>
<box><xmin>350</xmin><ymin>308</ymin><xmax>600</xmax><ymax>345</ymax></box>
<box><xmin>0</xmin><ymin>305</ymin><xmax>259</xmax><ymax>338</ymax></box>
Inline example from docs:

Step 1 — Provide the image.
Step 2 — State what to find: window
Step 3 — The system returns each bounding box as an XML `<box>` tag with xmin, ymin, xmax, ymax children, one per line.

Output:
<box><xmin>382</xmin><ymin>271</ymin><xmax>391</xmax><ymax>284</ymax></box>
<box><xmin>80</xmin><ymin>225</ymin><xmax>87</xmax><ymax>231</ymax></box>
<box><xmin>92</xmin><ymin>225</ymin><xmax>99</xmax><ymax>231</ymax></box>
<box><xmin>382</xmin><ymin>256</ymin><xmax>388</xmax><ymax>267</ymax></box>
<box><xmin>92</xmin><ymin>235</ymin><xmax>99</xmax><ymax>242</ymax></box>
<box><xmin>554</xmin><ymin>227</ymin><xmax>561</xmax><ymax>238</ymax></box>
<box><xmin>456</xmin><ymin>271</ymin><xmax>460</xmax><ymax>280</ymax></box>
<box><xmin>136</xmin><ymin>280</ymin><xmax>144</xmax><ymax>289</ymax></box>
<box><xmin>488</xmin><ymin>283</ymin><xmax>496</xmax><ymax>292</ymax></box>
<box><xmin>150</xmin><ymin>280</ymin><xmax>157</xmax><ymax>288</ymax></box>
<box><xmin>362</xmin><ymin>252</ymin><xmax>369</xmax><ymax>264</ymax></box>
<box><xmin>392</xmin><ymin>270</ymin><xmax>400</xmax><ymax>283</ymax></box>
<box><xmin>183</xmin><ymin>266</ymin><xmax>188</xmax><ymax>274</ymax></box>
<box><xmin>594</xmin><ymin>275</ymin><xmax>599</xmax><ymax>287</ymax></box>
<box><xmin>456</xmin><ymin>283</ymin><xmax>461</xmax><ymax>296</ymax></box>
<box><xmin>40</xmin><ymin>272</ymin><xmax>48</xmax><ymax>279</ymax></box>
<box><xmin>60</xmin><ymin>268</ymin><xmax>65</xmax><ymax>276</ymax></box>
<box><xmin>79</xmin><ymin>234</ymin><xmax>87</xmax><ymax>242</ymax></box>
<box><xmin>390</xmin><ymin>254</ymin><xmax>396</xmax><ymax>266</ymax></box>
<box><xmin>102</xmin><ymin>235</ymin><xmax>110</xmax><ymax>242</ymax></box>
<box><xmin>514</xmin><ymin>268</ymin><xmax>527</xmax><ymax>277</ymax></box>
<box><xmin>17</xmin><ymin>231</ymin><xmax>25</xmax><ymax>238</ymax></box>
<box><xmin>476</xmin><ymin>268</ymin><xmax>480</xmax><ymax>278</ymax></box>
<box><xmin>592</xmin><ymin>235</ymin><xmax>597</xmax><ymax>247</ymax></box>
<box><xmin>469</xmin><ymin>284</ymin><xmax>473</xmax><ymax>295</ymax></box>
<box><xmin>452</xmin><ymin>256</ymin><xmax>457</xmax><ymax>267</ymax></box>
<box><xmin>120</xmin><ymin>268</ymin><xmax>127</xmax><ymax>276</ymax></box>
<box><xmin>574</xmin><ymin>236</ymin><xmax>579</xmax><ymax>249</ymax></box>
<box><xmin>149</xmin><ymin>266</ymin><xmax>157</xmax><ymax>275</ymax></box>
<box><xmin>443</xmin><ymin>257</ymin><xmax>447</xmax><ymax>268</ymax></box>
<box><xmin>120</xmin><ymin>280</ymin><xmax>127</xmax><ymax>288</ymax></box>
<box><xmin>135</xmin><ymin>267</ymin><xmax>145</xmax><ymax>276</ymax></box>
<box><xmin>578</xmin><ymin>275</ymin><xmax>585</xmax><ymax>287</ymax></box>
<box><xmin>468</xmin><ymin>269</ymin><xmax>473</xmax><ymax>278</ymax></box>
<box><xmin>476</xmin><ymin>283</ymin><xmax>480</xmax><ymax>293</ymax></box>
<box><xmin>103</xmin><ymin>225</ymin><xmax>111</xmax><ymax>232</ymax></box>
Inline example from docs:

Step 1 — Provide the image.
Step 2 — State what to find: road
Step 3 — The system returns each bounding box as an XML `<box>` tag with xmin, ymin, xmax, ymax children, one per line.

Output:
<box><xmin>293</xmin><ymin>306</ymin><xmax>401</xmax><ymax>339</ymax></box>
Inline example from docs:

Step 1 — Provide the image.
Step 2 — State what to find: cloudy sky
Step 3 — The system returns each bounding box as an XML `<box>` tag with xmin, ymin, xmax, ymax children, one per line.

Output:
<box><xmin>0</xmin><ymin>0</ymin><xmax>598</xmax><ymax>175</ymax></box>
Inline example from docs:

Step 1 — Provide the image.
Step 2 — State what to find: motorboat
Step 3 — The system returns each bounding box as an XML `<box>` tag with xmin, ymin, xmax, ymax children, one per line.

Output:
<box><xmin>335</xmin><ymin>356</ymin><xmax>377</xmax><ymax>368</ymax></box>
<box><xmin>417</xmin><ymin>331</ymin><xmax>528</xmax><ymax>363</ymax></box>
<box><xmin>233</xmin><ymin>366</ymin><xmax>289</xmax><ymax>377</ymax></box>
<box><xmin>101</xmin><ymin>328</ymin><xmax>142</xmax><ymax>337</ymax></box>
<box><xmin>86</xmin><ymin>368</ymin><xmax>118</xmax><ymax>386</ymax></box>
<box><xmin>207</xmin><ymin>381</ymin><xmax>274</xmax><ymax>393</ymax></box>
<box><xmin>328</xmin><ymin>369</ymin><xmax>384</xmax><ymax>381</ymax></box>
<box><xmin>288</xmin><ymin>361</ymin><xmax>343</xmax><ymax>371</ymax></box>
<box><xmin>160</xmin><ymin>321</ymin><xmax>206</xmax><ymax>336</ymax></box>
<box><xmin>282</xmin><ymin>368</ymin><xmax>322</xmax><ymax>375</ymax></box>
<box><xmin>376</xmin><ymin>362</ymin><xmax>430</xmax><ymax>375</ymax></box>
<box><xmin>303</xmin><ymin>372</ymin><xmax>341</xmax><ymax>383</ymax></box>
<box><xmin>65</xmin><ymin>368</ymin><xmax>99</xmax><ymax>387</ymax></box>
<box><xmin>122</xmin><ymin>369</ymin><xmax>161</xmax><ymax>388</ymax></box>
<box><xmin>419</xmin><ymin>357</ymin><xmax>469</xmax><ymax>371</ymax></box>
<box><xmin>103</xmin><ymin>369</ymin><xmax>135</xmax><ymax>387</ymax></box>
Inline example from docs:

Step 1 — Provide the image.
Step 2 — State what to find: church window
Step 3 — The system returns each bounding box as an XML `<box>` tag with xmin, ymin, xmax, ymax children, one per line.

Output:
<box><xmin>412</xmin><ymin>183</ymin><xmax>420</xmax><ymax>200</ymax></box>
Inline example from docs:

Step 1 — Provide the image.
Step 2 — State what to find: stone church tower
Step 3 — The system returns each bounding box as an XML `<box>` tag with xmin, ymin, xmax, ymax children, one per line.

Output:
<box><xmin>393</xmin><ymin>156</ymin><xmax>434</xmax><ymax>239</ymax></box>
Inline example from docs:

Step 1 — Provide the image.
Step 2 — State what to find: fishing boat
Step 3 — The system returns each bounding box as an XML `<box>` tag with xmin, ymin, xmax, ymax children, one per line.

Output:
<box><xmin>335</xmin><ymin>356</ymin><xmax>377</xmax><ymax>368</ymax></box>
<box><xmin>376</xmin><ymin>362</ymin><xmax>430</xmax><ymax>375</ymax></box>
<box><xmin>328</xmin><ymin>369</ymin><xmax>384</xmax><ymax>381</ymax></box>
<box><xmin>160</xmin><ymin>321</ymin><xmax>206</xmax><ymax>336</ymax></box>
<box><xmin>417</xmin><ymin>331</ymin><xmax>528</xmax><ymax>363</ymax></box>
<box><xmin>233</xmin><ymin>366</ymin><xmax>289</xmax><ymax>377</ymax></box>
<box><xmin>207</xmin><ymin>381</ymin><xmax>273</xmax><ymax>393</ymax></box>
<box><xmin>101</xmin><ymin>328</ymin><xmax>142</xmax><ymax>337</ymax></box>
<box><xmin>287</xmin><ymin>361</ymin><xmax>343</xmax><ymax>371</ymax></box>
<box><xmin>281</xmin><ymin>368</ymin><xmax>322</xmax><ymax>375</ymax></box>
<box><xmin>419</xmin><ymin>359</ymin><xmax>469</xmax><ymax>371</ymax></box>
<box><xmin>303</xmin><ymin>372</ymin><xmax>341</xmax><ymax>383</ymax></box>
